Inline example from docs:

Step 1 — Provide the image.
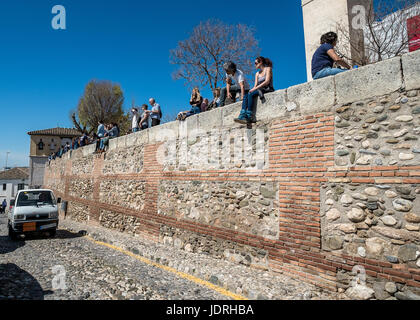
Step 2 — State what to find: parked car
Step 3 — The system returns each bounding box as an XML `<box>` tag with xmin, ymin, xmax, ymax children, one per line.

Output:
<box><xmin>8</xmin><ymin>189</ymin><xmax>61</xmax><ymax>240</ymax></box>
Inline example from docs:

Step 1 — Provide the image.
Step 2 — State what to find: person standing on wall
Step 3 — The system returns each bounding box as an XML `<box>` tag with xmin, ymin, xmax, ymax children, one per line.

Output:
<box><xmin>139</xmin><ymin>104</ymin><xmax>150</xmax><ymax>130</ymax></box>
<box><xmin>147</xmin><ymin>98</ymin><xmax>162</xmax><ymax>127</ymax></box>
<box><xmin>131</xmin><ymin>107</ymin><xmax>141</xmax><ymax>133</ymax></box>
<box><xmin>219</xmin><ymin>62</ymin><xmax>250</xmax><ymax>107</ymax></box>
<box><xmin>312</xmin><ymin>32</ymin><xmax>351</xmax><ymax>80</ymax></box>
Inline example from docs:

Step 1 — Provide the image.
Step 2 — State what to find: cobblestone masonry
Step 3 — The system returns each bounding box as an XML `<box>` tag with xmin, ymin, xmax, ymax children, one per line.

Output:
<box><xmin>99</xmin><ymin>179</ymin><xmax>146</xmax><ymax>211</ymax></box>
<box><xmin>158</xmin><ymin>180</ymin><xmax>279</xmax><ymax>240</ymax></box>
<box><xmin>71</xmin><ymin>154</ymin><xmax>94</xmax><ymax>175</ymax></box>
<box><xmin>102</xmin><ymin>145</ymin><xmax>144</xmax><ymax>175</ymax></box>
<box><xmin>69</xmin><ymin>178</ymin><xmax>93</xmax><ymax>200</ymax></box>
<box><xmin>67</xmin><ymin>201</ymin><xmax>90</xmax><ymax>223</ymax></box>
<box><xmin>44</xmin><ymin>50</ymin><xmax>420</xmax><ymax>299</ymax></box>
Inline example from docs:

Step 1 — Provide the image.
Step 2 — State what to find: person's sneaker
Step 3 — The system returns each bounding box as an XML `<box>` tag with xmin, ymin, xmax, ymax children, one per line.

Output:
<box><xmin>234</xmin><ymin>117</ymin><xmax>248</xmax><ymax>124</ymax></box>
<box><xmin>249</xmin><ymin>116</ymin><xmax>257</xmax><ymax>124</ymax></box>
<box><xmin>234</xmin><ymin>111</ymin><xmax>249</xmax><ymax>124</ymax></box>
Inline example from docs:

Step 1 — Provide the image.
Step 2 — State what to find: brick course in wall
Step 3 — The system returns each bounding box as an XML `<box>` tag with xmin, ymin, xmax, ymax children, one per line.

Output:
<box><xmin>44</xmin><ymin>50</ymin><xmax>420</xmax><ymax>297</ymax></box>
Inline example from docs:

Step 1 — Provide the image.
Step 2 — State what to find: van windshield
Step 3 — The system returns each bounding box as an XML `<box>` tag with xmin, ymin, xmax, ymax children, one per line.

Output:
<box><xmin>16</xmin><ymin>191</ymin><xmax>55</xmax><ymax>207</ymax></box>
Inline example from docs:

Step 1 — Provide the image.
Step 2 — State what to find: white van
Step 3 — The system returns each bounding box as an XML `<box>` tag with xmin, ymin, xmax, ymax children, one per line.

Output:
<box><xmin>8</xmin><ymin>189</ymin><xmax>61</xmax><ymax>240</ymax></box>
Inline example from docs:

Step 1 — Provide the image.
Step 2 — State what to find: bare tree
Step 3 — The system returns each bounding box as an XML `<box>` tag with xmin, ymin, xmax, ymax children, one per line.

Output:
<box><xmin>71</xmin><ymin>80</ymin><xmax>125</xmax><ymax>135</ymax></box>
<box><xmin>336</xmin><ymin>0</ymin><xmax>420</xmax><ymax>66</ymax></box>
<box><xmin>170</xmin><ymin>19</ymin><xmax>261</xmax><ymax>94</ymax></box>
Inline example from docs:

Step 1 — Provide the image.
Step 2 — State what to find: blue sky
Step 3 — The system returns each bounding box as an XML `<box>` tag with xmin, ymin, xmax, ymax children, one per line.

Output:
<box><xmin>0</xmin><ymin>0</ymin><xmax>307</xmax><ymax>167</ymax></box>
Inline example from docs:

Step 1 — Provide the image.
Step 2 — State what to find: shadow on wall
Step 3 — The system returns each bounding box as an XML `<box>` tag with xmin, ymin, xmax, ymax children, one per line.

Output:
<box><xmin>0</xmin><ymin>264</ymin><xmax>46</xmax><ymax>300</ymax></box>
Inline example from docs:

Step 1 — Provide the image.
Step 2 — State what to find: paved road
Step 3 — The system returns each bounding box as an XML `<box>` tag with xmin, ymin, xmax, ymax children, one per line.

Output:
<box><xmin>0</xmin><ymin>213</ymin><xmax>228</xmax><ymax>300</ymax></box>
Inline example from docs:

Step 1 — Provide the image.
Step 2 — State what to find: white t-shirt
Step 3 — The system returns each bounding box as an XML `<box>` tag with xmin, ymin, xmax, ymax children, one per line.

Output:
<box><xmin>151</xmin><ymin>103</ymin><xmax>161</xmax><ymax>120</ymax></box>
<box><xmin>226</xmin><ymin>69</ymin><xmax>250</xmax><ymax>91</ymax></box>
<box><xmin>132</xmin><ymin>111</ymin><xmax>140</xmax><ymax>129</ymax></box>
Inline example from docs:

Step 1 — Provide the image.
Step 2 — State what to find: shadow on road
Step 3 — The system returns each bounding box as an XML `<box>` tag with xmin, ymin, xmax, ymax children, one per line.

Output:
<box><xmin>0</xmin><ymin>235</ymin><xmax>25</xmax><ymax>255</ymax></box>
<box><xmin>0</xmin><ymin>264</ymin><xmax>45</xmax><ymax>300</ymax></box>
<box><xmin>18</xmin><ymin>229</ymin><xmax>86</xmax><ymax>242</ymax></box>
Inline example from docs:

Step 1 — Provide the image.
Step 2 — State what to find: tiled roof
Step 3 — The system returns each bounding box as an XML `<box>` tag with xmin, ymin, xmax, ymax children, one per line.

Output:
<box><xmin>27</xmin><ymin>127</ymin><xmax>81</xmax><ymax>137</ymax></box>
<box><xmin>0</xmin><ymin>167</ymin><xmax>30</xmax><ymax>180</ymax></box>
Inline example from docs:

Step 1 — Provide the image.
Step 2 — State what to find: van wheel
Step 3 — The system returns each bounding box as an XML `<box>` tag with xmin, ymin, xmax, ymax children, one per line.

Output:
<box><xmin>8</xmin><ymin>224</ymin><xmax>18</xmax><ymax>241</ymax></box>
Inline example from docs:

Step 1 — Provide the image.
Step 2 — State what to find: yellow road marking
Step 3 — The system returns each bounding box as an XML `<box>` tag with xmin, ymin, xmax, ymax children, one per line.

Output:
<box><xmin>85</xmin><ymin>235</ymin><xmax>248</xmax><ymax>301</ymax></box>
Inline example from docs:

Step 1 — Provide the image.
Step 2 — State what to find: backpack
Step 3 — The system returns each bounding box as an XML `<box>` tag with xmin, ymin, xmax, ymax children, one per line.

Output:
<box><xmin>159</xmin><ymin>106</ymin><xmax>163</xmax><ymax>120</ymax></box>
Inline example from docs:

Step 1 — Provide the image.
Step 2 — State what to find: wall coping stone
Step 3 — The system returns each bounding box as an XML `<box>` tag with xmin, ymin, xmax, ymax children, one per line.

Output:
<box><xmin>60</xmin><ymin>50</ymin><xmax>419</xmax><ymax>160</ymax></box>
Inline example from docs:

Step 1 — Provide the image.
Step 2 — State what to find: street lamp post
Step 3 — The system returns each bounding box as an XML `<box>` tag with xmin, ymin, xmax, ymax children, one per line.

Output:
<box><xmin>5</xmin><ymin>152</ymin><xmax>10</xmax><ymax>170</ymax></box>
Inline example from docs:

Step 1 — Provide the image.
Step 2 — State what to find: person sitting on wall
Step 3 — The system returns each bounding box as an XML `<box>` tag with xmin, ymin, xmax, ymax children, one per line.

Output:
<box><xmin>176</xmin><ymin>87</ymin><xmax>203</xmax><ymax>121</ymax></box>
<box><xmin>219</xmin><ymin>62</ymin><xmax>250</xmax><ymax>107</ymax></box>
<box><xmin>98</xmin><ymin>123</ymin><xmax>120</xmax><ymax>153</ymax></box>
<box><xmin>201</xmin><ymin>98</ymin><xmax>209</xmax><ymax>113</ymax></box>
<box><xmin>234</xmin><ymin>56</ymin><xmax>274</xmax><ymax>124</ymax></box>
<box><xmin>312</xmin><ymin>32</ymin><xmax>351</xmax><ymax>80</ymax></box>
<box><xmin>208</xmin><ymin>88</ymin><xmax>221</xmax><ymax>110</ymax></box>
<box><xmin>79</xmin><ymin>132</ymin><xmax>89</xmax><ymax>147</ymax></box>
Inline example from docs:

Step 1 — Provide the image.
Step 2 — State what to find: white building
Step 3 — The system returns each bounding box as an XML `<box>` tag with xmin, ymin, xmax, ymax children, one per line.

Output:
<box><xmin>365</xmin><ymin>3</ymin><xmax>420</xmax><ymax>62</ymax></box>
<box><xmin>0</xmin><ymin>167</ymin><xmax>30</xmax><ymax>209</ymax></box>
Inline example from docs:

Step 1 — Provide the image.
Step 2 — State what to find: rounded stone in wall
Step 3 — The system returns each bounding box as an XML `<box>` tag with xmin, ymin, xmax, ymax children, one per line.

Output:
<box><xmin>393</xmin><ymin>199</ymin><xmax>413</xmax><ymax>212</ymax></box>
<box><xmin>366</xmin><ymin>237</ymin><xmax>386</xmax><ymax>257</ymax></box>
<box><xmin>325</xmin><ymin>235</ymin><xmax>344</xmax><ymax>250</ymax></box>
<box><xmin>347</xmin><ymin>208</ymin><xmax>366</xmax><ymax>223</ymax></box>
<box><xmin>381</xmin><ymin>216</ymin><xmax>397</xmax><ymax>227</ymax></box>
<box><xmin>326</xmin><ymin>208</ymin><xmax>341</xmax><ymax>222</ymax></box>
<box><xmin>364</xmin><ymin>187</ymin><xmax>379</xmax><ymax>196</ymax></box>
<box><xmin>398</xmin><ymin>244</ymin><xmax>419</xmax><ymax>263</ymax></box>
<box><xmin>404</xmin><ymin>212</ymin><xmax>420</xmax><ymax>223</ymax></box>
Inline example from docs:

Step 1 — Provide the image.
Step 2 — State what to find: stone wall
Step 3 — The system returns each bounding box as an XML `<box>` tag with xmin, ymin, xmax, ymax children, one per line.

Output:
<box><xmin>44</xmin><ymin>49</ymin><xmax>420</xmax><ymax>299</ymax></box>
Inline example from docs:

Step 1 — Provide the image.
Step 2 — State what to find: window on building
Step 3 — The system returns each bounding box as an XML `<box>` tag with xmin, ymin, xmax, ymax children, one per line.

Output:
<box><xmin>18</xmin><ymin>184</ymin><xmax>25</xmax><ymax>191</ymax></box>
<box><xmin>38</xmin><ymin>139</ymin><xmax>45</xmax><ymax>151</ymax></box>
<box><xmin>2</xmin><ymin>184</ymin><xmax>6</xmax><ymax>191</ymax></box>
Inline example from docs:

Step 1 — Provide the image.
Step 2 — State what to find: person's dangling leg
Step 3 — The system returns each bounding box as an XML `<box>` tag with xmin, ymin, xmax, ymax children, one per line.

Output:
<box><xmin>234</xmin><ymin>92</ymin><xmax>250</xmax><ymax>124</ymax></box>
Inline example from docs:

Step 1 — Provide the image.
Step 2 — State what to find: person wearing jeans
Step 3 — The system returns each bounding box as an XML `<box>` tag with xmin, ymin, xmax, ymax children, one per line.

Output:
<box><xmin>234</xmin><ymin>56</ymin><xmax>274</xmax><ymax>124</ymax></box>
<box><xmin>219</xmin><ymin>62</ymin><xmax>250</xmax><ymax>107</ymax></box>
<box><xmin>313</xmin><ymin>66</ymin><xmax>347</xmax><ymax>80</ymax></box>
<box><xmin>177</xmin><ymin>87</ymin><xmax>203</xmax><ymax>121</ymax></box>
<box><xmin>311</xmin><ymin>32</ymin><xmax>351</xmax><ymax>80</ymax></box>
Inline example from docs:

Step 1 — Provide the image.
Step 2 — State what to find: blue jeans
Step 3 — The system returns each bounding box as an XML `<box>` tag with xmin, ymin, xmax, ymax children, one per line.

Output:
<box><xmin>186</xmin><ymin>106</ymin><xmax>201</xmax><ymax>117</ymax></box>
<box><xmin>241</xmin><ymin>90</ymin><xmax>259</xmax><ymax>114</ymax></box>
<box><xmin>132</xmin><ymin>128</ymin><xmax>139</xmax><ymax>133</ymax></box>
<box><xmin>313</xmin><ymin>67</ymin><xmax>347</xmax><ymax>80</ymax></box>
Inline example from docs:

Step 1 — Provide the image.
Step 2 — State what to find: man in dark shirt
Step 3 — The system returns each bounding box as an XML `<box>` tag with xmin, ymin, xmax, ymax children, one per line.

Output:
<box><xmin>312</xmin><ymin>32</ymin><xmax>351</xmax><ymax>80</ymax></box>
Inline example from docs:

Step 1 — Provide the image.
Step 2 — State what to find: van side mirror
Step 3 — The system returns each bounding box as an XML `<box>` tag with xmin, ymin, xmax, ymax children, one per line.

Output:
<box><xmin>57</xmin><ymin>198</ymin><xmax>62</xmax><ymax>204</ymax></box>
<box><xmin>10</xmin><ymin>199</ymin><xmax>15</xmax><ymax>206</ymax></box>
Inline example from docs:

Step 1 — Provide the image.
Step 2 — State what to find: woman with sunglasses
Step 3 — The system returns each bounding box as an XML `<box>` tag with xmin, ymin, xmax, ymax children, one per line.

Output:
<box><xmin>234</xmin><ymin>56</ymin><xmax>274</xmax><ymax>124</ymax></box>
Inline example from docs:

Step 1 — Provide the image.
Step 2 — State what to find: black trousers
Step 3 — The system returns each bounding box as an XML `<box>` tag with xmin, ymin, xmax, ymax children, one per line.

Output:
<box><xmin>152</xmin><ymin>119</ymin><xmax>161</xmax><ymax>127</ymax></box>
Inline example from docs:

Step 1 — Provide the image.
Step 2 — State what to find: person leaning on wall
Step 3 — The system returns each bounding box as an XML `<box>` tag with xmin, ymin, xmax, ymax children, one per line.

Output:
<box><xmin>311</xmin><ymin>31</ymin><xmax>351</xmax><ymax>80</ymax></box>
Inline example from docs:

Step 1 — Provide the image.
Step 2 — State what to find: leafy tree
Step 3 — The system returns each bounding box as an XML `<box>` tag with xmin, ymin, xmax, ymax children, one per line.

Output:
<box><xmin>71</xmin><ymin>80</ymin><xmax>126</xmax><ymax>135</ymax></box>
